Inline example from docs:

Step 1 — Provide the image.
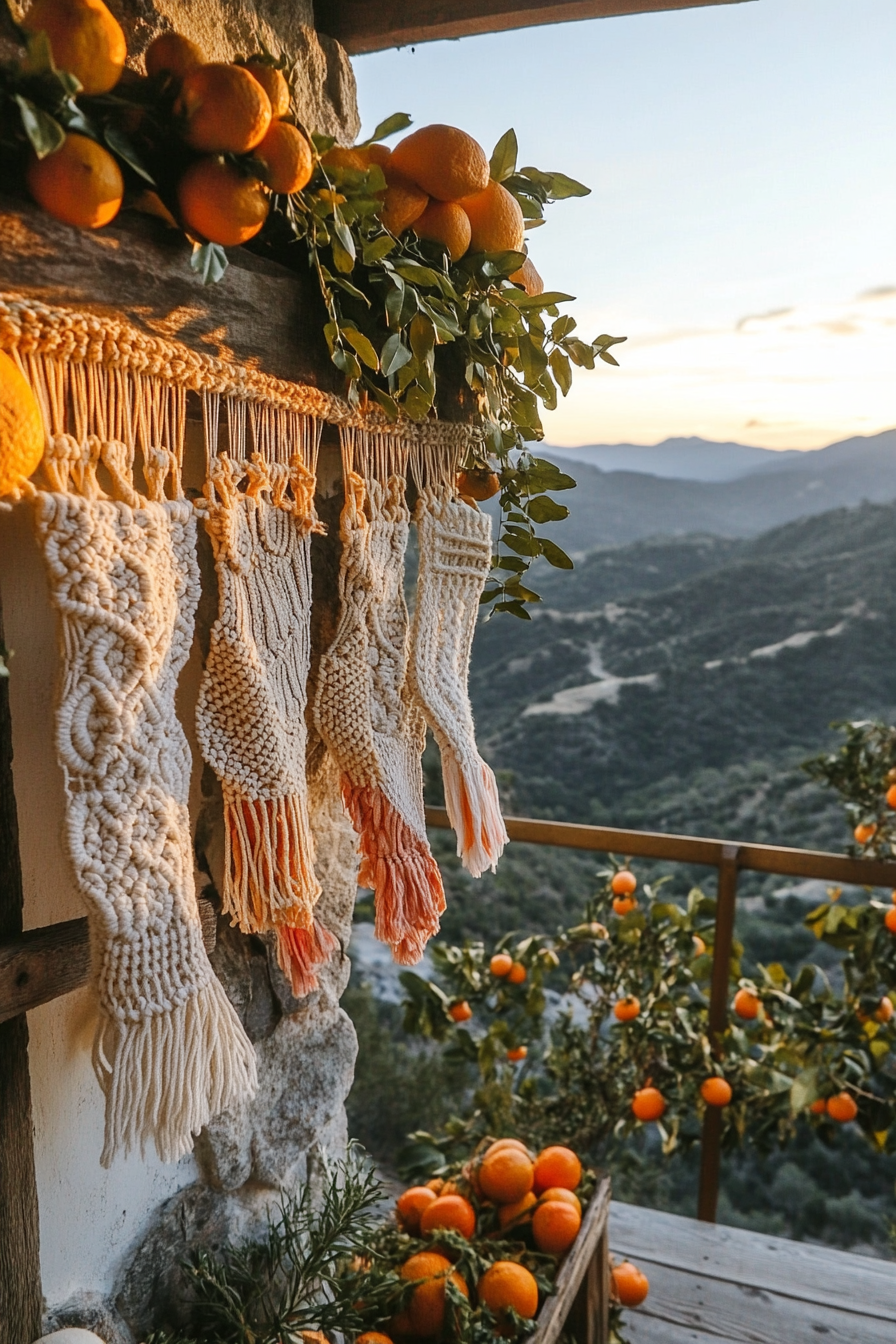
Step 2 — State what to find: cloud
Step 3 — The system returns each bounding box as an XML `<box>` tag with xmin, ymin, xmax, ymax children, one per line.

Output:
<box><xmin>735</xmin><ymin>307</ymin><xmax>794</xmax><ymax>331</ymax></box>
<box><xmin>858</xmin><ymin>285</ymin><xmax>896</xmax><ymax>301</ymax></box>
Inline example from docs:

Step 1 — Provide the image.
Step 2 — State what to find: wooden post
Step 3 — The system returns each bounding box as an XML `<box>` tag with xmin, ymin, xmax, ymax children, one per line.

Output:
<box><xmin>697</xmin><ymin>843</ymin><xmax>740</xmax><ymax>1223</ymax></box>
<box><xmin>0</xmin><ymin>598</ymin><xmax>43</xmax><ymax>1344</ymax></box>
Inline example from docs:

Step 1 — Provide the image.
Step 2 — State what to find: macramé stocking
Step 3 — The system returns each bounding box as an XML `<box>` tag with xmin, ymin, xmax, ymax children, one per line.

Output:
<box><xmin>410</xmin><ymin>491</ymin><xmax>507</xmax><ymax>877</ymax></box>
<box><xmin>34</xmin><ymin>432</ymin><xmax>257</xmax><ymax>1165</ymax></box>
<box><xmin>314</xmin><ymin>468</ymin><xmax>444</xmax><ymax>964</ymax></box>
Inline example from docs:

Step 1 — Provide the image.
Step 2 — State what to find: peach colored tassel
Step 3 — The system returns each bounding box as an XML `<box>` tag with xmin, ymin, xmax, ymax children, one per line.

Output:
<box><xmin>276</xmin><ymin>919</ymin><xmax>340</xmax><ymax>997</ymax></box>
<box><xmin>223</xmin><ymin>790</ymin><xmax>320</xmax><ymax>934</ymax></box>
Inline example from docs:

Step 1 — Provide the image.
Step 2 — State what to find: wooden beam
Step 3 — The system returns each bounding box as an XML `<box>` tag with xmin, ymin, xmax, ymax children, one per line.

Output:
<box><xmin>314</xmin><ymin>0</ymin><xmax>753</xmax><ymax>55</ymax></box>
<box><xmin>0</xmin><ymin>597</ymin><xmax>43</xmax><ymax>1344</ymax></box>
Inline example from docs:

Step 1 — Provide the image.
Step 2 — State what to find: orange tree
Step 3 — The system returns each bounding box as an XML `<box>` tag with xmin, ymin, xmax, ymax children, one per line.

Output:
<box><xmin>804</xmin><ymin>719</ymin><xmax>896</xmax><ymax>858</ymax></box>
<box><xmin>399</xmin><ymin>864</ymin><xmax>896</xmax><ymax>1171</ymax></box>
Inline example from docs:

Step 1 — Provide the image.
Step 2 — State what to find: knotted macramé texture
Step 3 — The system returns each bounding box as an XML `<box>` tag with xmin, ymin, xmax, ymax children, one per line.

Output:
<box><xmin>34</xmin><ymin>483</ymin><xmax>257</xmax><ymax>1166</ymax></box>
<box><xmin>195</xmin><ymin>447</ymin><xmax>327</xmax><ymax>995</ymax></box>
<box><xmin>410</xmin><ymin>493</ymin><xmax>508</xmax><ymax>876</ymax></box>
<box><xmin>314</xmin><ymin>470</ymin><xmax>444</xmax><ymax>964</ymax></box>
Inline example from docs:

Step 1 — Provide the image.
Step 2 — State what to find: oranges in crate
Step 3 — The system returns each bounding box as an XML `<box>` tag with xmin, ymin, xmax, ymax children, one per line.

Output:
<box><xmin>397</xmin><ymin>1252</ymin><xmax>468</xmax><ymax>1337</ymax></box>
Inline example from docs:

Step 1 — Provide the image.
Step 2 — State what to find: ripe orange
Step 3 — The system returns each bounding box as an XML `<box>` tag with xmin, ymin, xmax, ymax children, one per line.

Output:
<box><xmin>478</xmin><ymin>1146</ymin><xmax>535</xmax><ymax>1203</ymax></box>
<box><xmin>0</xmin><ymin>352</ymin><xmax>44</xmax><ymax>497</ymax></box>
<box><xmin>364</xmin><ymin>142</ymin><xmax>393</xmax><ymax>168</ymax></box>
<box><xmin>457</xmin><ymin>468</ymin><xmax>500</xmax><ymax>500</ymax></box>
<box><xmin>22</xmin><ymin>0</ymin><xmax>126</xmax><ymax>96</ymax></box>
<box><xmin>497</xmin><ymin>1190</ymin><xmax>537</xmax><ymax>1229</ymax></box>
<box><xmin>693</xmin><ymin>935</ymin><xmax>707</xmax><ymax>955</ymax></box>
<box><xmin>426</xmin><ymin>1177</ymin><xmax>445</xmax><ymax>1194</ymax></box>
<box><xmin>886</xmin><ymin>908</ymin><xmax>896</xmax><ymax>934</ymax></box>
<box><xmin>700</xmin><ymin>1077</ymin><xmax>733</xmax><ymax>1107</ymax></box>
<box><xmin>891</xmin><ymin>890</ymin><xmax>896</xmax><ymax>905</ymax></box>
<box><xmin>244</xmin><ymin>60</ymin><xmax>290</xmax><ymax>117</ymax></box>
<box><xmin>875</xmin><ymin>996</ymin><xmax>894</xmax><ymax>1023</ymax></box>
<box><xmin>509</xmin><ymin>257</ymin><xmax>544</xmax><ymax>296</ymax></box>
<box><xmin>533</xmin><ymin>1146</ymin><xmax>581</xmax><ymax>1194</ymax></box>
<box><xmin>144</xmin><ymin>31</ymin><xmax>205</xmax><ymax>80</ymax></box>
<box><xmin>611</xmin><ymin>870</ymin><xmax>637</xmax><ymax>897</ymax></box>
<box><xmin>887</xmin><ymin>785</ymin><xmax>896</xmax><ymax>809</ymax></box>
<box><xmin>485</xmin><ymin>1138</ymin><xmax>532</xmax><ymax>1158</ymax></box>
<box><xmin>490</xmin><ymin>953</ymin><xmax>513</xmax><ymax>978</ymax></box>
<box><xmin>458</xmin><ymin>180</ymin><xmax>525</xmax><ymax>254</ymax></box>
<box><xmin>631</xmin><ymin>1086</ymin><xmax>666</xmax><ymax>1122</ymax></box>
<box><xmin>380</xmin><ymin>175</ymin><xmax>430</xmax><ymax>235</ymax></box>
<box><xmin>538</xmin><ymin>1187</ymin><xmax>582</xmax><ymax>1215</ymax></box>
<box><xmin>477</xmin><ymin>1261</ymin><xmax>539</xmax><ymax>1322</ymax></box>
<box><xmin>26</xmin><ymin>133</ymin><xmax>123</xmax><ymax>229</ymax></box>
<box><xmin>826</xmin><ymin>1091</ymin><xmax>858</xmax><ymax>1123</ymax></box>
<box><xmin>449</xmin><ymin>1000</ymin><xmax>473</xmax><ymax>1023</ymax></box>
<box><xmin>420</xmin><ymin>1193</ymin><xmax>476</xmax><ymax>1240</ymax></box>
<box><xmin>400</xmin><ymin>1252</ymin><xmax>468</xmax><ymax>1337</ymax></box>
<box><xmin>854</xmin><ymin>822</ymin><xmax>877</xmax><ymax>845</ymax></box>
<box><xmin>506</xmin><ymin>1045</ymin><xmax>528</xmax><ymax>1062</ymax></box>
<box><xmin>613</xmin><ymin>995</ymin><xmax>641</xmax><ymax>1022</ymax></box>
<box><xmin>254</xmin><ymin>120</ymin><xmax>313</xmax><ymax>194</ymax></box>
<box><xmin>733</xmin><ymin>988</ymin><xmax>760</xmax><ymax>1020</ymax></box>
<box><xmin>176</xmin><ymin>62</ymin><xmax>272</xmax><ymax>154</ymax></box>
<box><xmin>322</xmin><ymin>145</ymin><xmax>369</xmax><ymax>172</ymax></box>
<box><xmin>507</xmin><ymin>962</ymin><xmax>527</xmax><ymax>985</ymax></box>
<box><xmin>612</xmin><ymin>1261</ymin><xmax>649</xmax><ymax>1307</ymax></box>
<box><xmin>357</xmin><ymin>1335</ymin><xmax>394</xmax><ymax>1344</ymax></box>
<box><xmin>177</xmin><ymin>158</ymin><xmax>269</xmax><ymax>246</ymax></box>
<box><xmin>390</xmin><ymin>124</ymin><xmax>489</xmax><ymax>201</ymax></box>
<box><xmin>809</xmin><ymin>1097</ymin><xmax>828</xmax><ymax>1114</ymax></box>
<box><xmin>396</xmin><ymin>1185</ymin><xmax>437</xmax><ymax>1233</ymax></box>
<box><xmin>612</xmin><ymin>896</ymin><xmax>638</xmax><ymax>916</ymax></box>
<box><xmin>532</xmin><ymin>1199</ymin><xmax>581</xmax><ymax>1254</ymax></box>
<box><xmin>414</xmin><ymin>199</ymin><xmax>471</xmax><ymax>261</ymax></box>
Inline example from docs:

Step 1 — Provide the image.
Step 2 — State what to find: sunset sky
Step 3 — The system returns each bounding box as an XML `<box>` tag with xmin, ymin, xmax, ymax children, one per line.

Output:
<box><xmin>353</xmin><ymin>0</ymin><xmax>896</xmax><ymax>450</ymax></box>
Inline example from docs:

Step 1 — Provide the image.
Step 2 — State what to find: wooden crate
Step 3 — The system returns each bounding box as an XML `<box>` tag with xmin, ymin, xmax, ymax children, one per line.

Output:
<box><xmin>530</xmin><ymin>1174</ymin><xmax>612</xmax><ymax>1344</ymax></box>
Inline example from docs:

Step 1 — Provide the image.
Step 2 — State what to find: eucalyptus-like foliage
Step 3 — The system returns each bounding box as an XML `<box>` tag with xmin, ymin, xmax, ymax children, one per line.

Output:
<box><xmin>804</xmin><ymin>719</ymin><xmax>896</xmax><ymax>857</ymax></box>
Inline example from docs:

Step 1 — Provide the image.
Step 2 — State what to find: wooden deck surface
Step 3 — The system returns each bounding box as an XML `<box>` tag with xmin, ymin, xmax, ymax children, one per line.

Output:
<box><xmin>609</xmin><ymin>1200</ymin><xmax>896</xmax><ymax>1344</ymax></box>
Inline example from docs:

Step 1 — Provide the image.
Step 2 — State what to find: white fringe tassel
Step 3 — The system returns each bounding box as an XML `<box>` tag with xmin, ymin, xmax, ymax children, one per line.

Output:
<box><xmin>442</xmin><ymin>753</ymin><xmax>508</xmax><ymax>879</ymax></box>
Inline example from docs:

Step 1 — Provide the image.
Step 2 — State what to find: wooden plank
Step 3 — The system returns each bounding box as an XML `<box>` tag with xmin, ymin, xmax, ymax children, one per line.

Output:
<box><xmin>425</xmin><ymin>808</ymin><xmax>896</xmax><ymax>888</ymax></box>
<box><xmin>615</xmin><ymin>1315</ymin><xmax>731</xmax><ymax>1344</ymax></box>
<box><xmin>0</xmin><ymin>597</ymin><xmax>43</xmax><ymax>1344</ymax></box>
<box><xmin>608</xmin><ymin>1202</ymin><xmax>896</xmax><ymax>1320</ymax></box>
<box><xmin>531</xmin><ymin>1175</ymin><xmax>611</xmax><ymax>1344</ymax></box>
<box><xmin>314</xmin><ymin>0</ymin><xmax>753</xmax><ymax>55</ymax></box>
<box><xmin>698</xmin><ymin>845</ymin><xmax>739</xmax><ymax>1223</ymax></box>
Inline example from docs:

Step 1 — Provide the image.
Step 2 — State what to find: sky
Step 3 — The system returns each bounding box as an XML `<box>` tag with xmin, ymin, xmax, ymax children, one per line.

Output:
<box><xmin>352</xmin><ymin>0</ymin><xmax>896</xmax><ymax>450</ymax></box>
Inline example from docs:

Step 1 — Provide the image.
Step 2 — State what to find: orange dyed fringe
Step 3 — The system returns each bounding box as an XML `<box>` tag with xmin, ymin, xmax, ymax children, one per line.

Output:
<box><xmin>276</xmin><ymin>919</ymin><xmax>339</xmax><ymax>998</ymax></box>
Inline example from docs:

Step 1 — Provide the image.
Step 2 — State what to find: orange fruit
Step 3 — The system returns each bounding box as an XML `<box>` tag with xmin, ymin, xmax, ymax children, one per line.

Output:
<box><xmin>177</xmin><ymin>158</ymin><xmax>269</xmax><ymax>246</ymax></box>
<box><xmin>144</xmin><ymin>31</ymin><xmax>205</xmax><ymax>80</ymax></box>
<box><xmin>364</xmin><ymin>142</ymin><xmax>392</xmax><ymax>168</ymax></box>
<box><xmin>700</xmin><ymin>1077</ymin><xmax>733</xmax><ymax>1107</ymax></box>
<box><xmin>485</xmin><ymin>1138</ymin><xmax>532</xmax><ymax>1158</ymax></box>
<box><xmin>887</xmin><ymin>785</ymin><xmax>896</xmax><ymax>809</ymax></box>
<box><xmin>733</xmin><ymin>988</ymin><xmax>760</xmax><ymax>1020</ymax></box>
<box><xmin>396</xmin><ymin>1185</ymin><xmax>438</xmax><ymax>1233</ymax></box>
<box><xmin>538</xmin><ymin>1187</ymin><xmax>582</xmax><ymax>1215</ymax></box>
<box><xmin>0</xmin><ymin>352</ymin><xmax>44</xmax><ymax>497</ymax></box>
<box><xmin>458</xmin><ymin>180</ymin><xmax>525</xmax><ymax>254</ymax></box>
<box><xmin>533</xmin><ymin>1146</ymin><xmax>581</xmax><ymax>1194</ymax></box>
<box><xmin>612</xmin><ymin>896</ymin><xmax>637</xmax><ymax>916</ymax></box>
<box><xmin>322</xmin><ymin>145</ymin><xmax>369</xmax><ymax>172</ymax></box>
<box><xmin>449</xmin><ymin>1000</ymin><xmax>473</xmax><ymax>1023</ymax></box>
<box><xmin>176</xmin><ymin>62</ymin><xmax>272</xmax><ymax>154</ymax></box>
<box><xmin>509</xmin><ymin>257</ymin><xmax>544</xmax><ymax>296</ymax></box>
<box><xmin>400</xmin><ymin>1252</ymin><xmax>468</xmax><ymax>1337</ymax></box>
<box><xmin>419</xmin><ymin>1193</ymin><xmax>476</xmax><ymax>1240</ymax></box>
<box><xmin>497</xmin><ymin>1191</ymin><xmax>537</xmax><ymax>1229</ymax></box>
<box><xmin>390</xmin><ymin>124</ymin><xmax>489</xmax><ymax>201</ymax></box>
<box><xmin>532</xmin><ymin>1199</ymin><xmax>581</xmax><ymax>1254</ymax></box>
<box><xmin>357</xmin><ymin>1335</ymin><xmax>393</xmax><ymax>1344</ymax></box>
<box><xmin>632</xmin><ymin>1086</ymin><xmax>666</xmax><ymax>1122</ymax></box>
<box><xmin>809</xmin><ymin>1097</ymin><xmax>828</xmax><ymax>1114</ymax></box>
<box><xmin>26</xmin><ymin>133</ymin><xmax>123</xmax><ymax>229</ymax></box>
<box><xmin>477</xmin><ymin>1261</ymin><xmax>539</xmax><ymax>1322</ymax></box>
<box><xmin>875</xmin><ymin>996</ymin><xmax>894</xmax><ymax>1023</ymax></box>
<box><xmin>254</xmin><ymin>120</ymin><xmax>313</xmax><ymax>194</ymax></box>
<box><xmin>854</xmin><ymin>822</ymin><xmax>877</xmax><ymax>845</ymax></box>
<box><xmin>612</xmin><ymin>1261</ymin><xmax>649</xmax><ymax>1307</ymax></box>
<box><xmin>886</xmin><ymin>907</ymin><xmax>896</xmax><ymax>934</ymax></box>
<box><xmin>244</xmin><ymin>60</ymin><xmax>290</xmax><ymax>118</ymax></box>
<box><xmin>478</xmin><ymin>1146</ymin><xmax>535</xmax><ymax>1203</ymax></box>
<box><xmin>611</xmin><ymin>871</ymin><xmax>637</xmax><ymax>897</ymax></box>
<box><xmin>507</xmin><ymin>962</ymin><xmax>527</xmax><ymax>985</ymax></box>
<box><xmin>380</xmin><ymin>175</ymin><xmax>429</xmax><ymax>235</ymax></box>
<box><xmin>457</xmin><ymin>468</ymin><xmax>500</xmax><ymax>501</ymax></box>
<box><xmin>22</xmin><ymin>0</ymin><xmax>126</xmax><ymax>96</ymax></box>
<box><xmin>826</xmin><ymin>1091</ymin><xmax>858</xmax><ymax>1123</ymax></box>
<box><xmin>490</xmin><ymin>953</ymin><xmax>513</xmax><ymax>978</ymax></box>
<box><xmin>506</xmin><ymin>1045</ymin><xmax>528</xmax><ymax>1062</ymax></box>
<box><xmin>892</xmin><ymin>890</ymin><xmax>896</xmax><ymax>905</ymax></box>
<box><xmin>613</xmin><ymin>995</ymin><xmax>641</xmax><ymax>1022</ymax></box>
<box><xmin>693</xmin><ymin>935</ymin><xmax>707</xmax><ymax>955</ymax></box>
<box><xmin>413</xmin><ymin>199</ymin><xmax>471</xmax><ymax>261</ymax></box>
<box><xmin>426</xmin><ymin>1177</ymin><xmax>445</xmax><ymax>1194</ymax></box>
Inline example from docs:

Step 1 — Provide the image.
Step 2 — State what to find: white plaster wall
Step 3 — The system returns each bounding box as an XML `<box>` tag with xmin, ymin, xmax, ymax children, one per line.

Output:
<box><xmin>0</xmin><ymin>502</ymin><xmax>198</xmax><ymax>1307</ymax></box>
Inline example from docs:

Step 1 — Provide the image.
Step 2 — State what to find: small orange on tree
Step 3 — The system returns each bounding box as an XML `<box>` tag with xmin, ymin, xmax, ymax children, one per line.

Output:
<box><xmin>456</xmin><ymin>467</ymin><xmax>501</xmax><ymax>501</ymax></box>
<box><xmin>26</xmin><ymin>133</ymin><xmax>123</xmax><ymax>230</ymax></box>
<box><xmin>631</xmin><ymin>1086</ymin><xmax>666</xmax><ymax>1122</ymax></box>
<box><xmin>254</xmin><ymin>121</ymin><xmax>313</xmax><ymax>195</ymax></box>
<box><xmin>22</xmin><ymin>0</ymin><xmax>126</xmax><ymax>96</ymax></box>
<box><xmin>507</xmin><ymin>962</ymin><xmax>527</xmax><ymax>985</ymax></box>
<box><xmin>854</xmin><ymin>821</ymin><xmax>877</xmax><ymax>845</ymax></box>
<box><xmin>243</xmin><ymin>60</ymin><xmax>291</xmax><ymax>117</ymax></box>
<box><xmin>611</xmin><ymin>870</ymin><xmax>637</xmax><ymax>897</ymax></box>
<box><xmin>612</xmin><ymin>895</ymin><xmax>638</xmax><ymax>916</ymax></box>
<box><xmin>389</xmin><ymin>124</ymin><xmax>489</xmax><ymax>201</ymax></box>
<box><xmin>826</xmin><ymin>1091</ymin><xmax>858</xmax><ymax>1123</ymax></box>
<box><xmin>144</xmin><ymin>31</ymin><xmax>205</xmax><ymax>81</ymax></box>
<box><xmin>700</xmin><ymin>1076</ymin><xmax>733</xmax><ymax>1107</ymax></box>
<box><xmin>506</xmin><ymin>1045</ymin><xmax>528</xmax><ymax>1062</ymax></box>
<box><xmin>177</xmin><ymin>158</ymin><xmax>270</xmax><ymax>246</ymax></box>
<box><xmin>457</xmin><ymin>179</ymin><xmax>525</xmax><ymax>254</ymax></box>
<box><xmin>449</xmin><ymin>1000</ymin><xmax>473</xmax><ymax>1023</ymax></box>
<box><xmin>733</xmin><ymin>987</ymin><xmax>760</xmax><ymax>1020</ymax></box>
<box><xmin>176</xmin><ymin>62</ymin><xmax>273</xmax><ymax>154</ymax></box>
<box><xmin>490</xmin><ymin>952</ymin><xmax>513</xmax><ymax>978</ymax></box>
<box><xmin>875</xmin><ymin>996</ymin><xmax>894</xmax><ymax>1023</ymax></box>
<box><xmin>413</xmin><ymin>200</ymin><xmax>472</xmax><ymax>262</ymax></box>
<box><xmin>613</xmin><ymin>995</ymin><xmax>641</xmax><ymax>1022</ymax></box>
<box><xmin>885</xmin><ymin>907</ymin><xmax>896</xmax><ymax>934</ymax></box>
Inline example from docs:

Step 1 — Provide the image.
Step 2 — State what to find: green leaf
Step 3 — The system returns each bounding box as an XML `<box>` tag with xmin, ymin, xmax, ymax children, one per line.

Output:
<box><xmin>103</xmin><ymin>126</ymin><xmax>156</xmax><ymax>184</ymax></box>
<box><xmin>493</xmin><ymin>599</ymin><xmax>532</xmax><ymax>620</ymax></box>
<box><xmin>599</xmin><ymin>349</ymin><xmax>620</xmax><ymax>366</ymax></box>
<box><xmin>790</xmin><ymin>1067</ymin><xmax>819</xmax><ymax>1113</ymax></box>
<box><xmin>343</xmin><ymin>326</ymin><xmax>380</xmax><ymax>370</ymax></box>
<box><xmin>409</xmin><ymin>313</ymin><xmax>436</xmax><ymax>363</ymax></box>
<box><xmin>361</xmin><ymin>112</ymin><xmax>413</xmax><ymax>146</ymax></box>
<box><xmin>331</xmin><ymin>234</ymin><xmax>355</xmax><ymax>273</ymax></box>
<box><xmin>332</xmin><ymin>346</ymin><xmax>362</xmax><ymax>380</ymax></box>
<box><xmin>489</xmin><ymin>129</ymin><xmax>518</xmax><ymax>183</ymax></box>
<box><xmin>403</xmin><ymin>384</ymin><xmax>433</xmax><ymax>419</ymax></box>
<box><xmin>527</xmin><ymin>495</ymin><xmax>569</xmax><ymax>524</ymax></box>
<box><xmin>381</xmin><ymin>332</ymin><xmax>412</xmax><ymax>377</ymax></box>
<box><xmin>362</xmin><ymin>234</ymin><xmax>397</xmax><ymax>265</ymax></box>
<box><xmin>190</xmin><ymin>241</ymin><xmax>229</xmax><ymax>285</ymax></box>
<box><xmin>15</xmin><ymin>96</ymin><xmax>64</xmax><ymax>160</ymax></box>
<box><xmin>539</xmin><ymin>538</ymin><xmax>574</xmax><ymax>569</ymax></box>
<box><xmin>525</xmin><ymin>459</ymin><xmax>577</xmax><ymax>492</ymax></box>
<box><xmin>549</xmin><ymin>348</ymin><xmax>572</xmax><ymax>396</ymax></box>
<box><xmin>511</xmin><ymin>291</ymin><xmax>575</xmax><ymax>310</ymax></box>
<box><xmin>523</xmin><ymin>168</ymin><xmax>591</xmax><ymax>200</ymax></box>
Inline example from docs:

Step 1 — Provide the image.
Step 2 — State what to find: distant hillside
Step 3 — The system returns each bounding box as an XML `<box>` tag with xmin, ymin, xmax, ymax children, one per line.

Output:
<box><xmin>545</xmin><ymin>436</ymin><xmax>793</xmax><ymax>482</ymax></box>
<box><xmin>525</xmin><ymin>429</ymin><xmax>896</xmax><ymax>553</ymax></box>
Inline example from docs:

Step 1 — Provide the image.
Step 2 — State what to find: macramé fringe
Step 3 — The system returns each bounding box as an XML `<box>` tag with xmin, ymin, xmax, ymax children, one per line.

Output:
<box><xmin>93</xmin><ymin>976</ymin><xmax>258</xmax><ymax>1168</ymax></box>
<box><xmin>342</xmin><ymin>779</ymin><xmax>445</xmax><ymax>965</ymax></box>
<box><xmin>442</xmin><ymin>754</ymin><xmax>508</xmax><ymax>879</ymax></box>
<box><xmin>223</xmin><ymin>790</ymin><xmax>321</xmax><ymax>934</ymax></box>
<box><xmin>276</xmin><ymin>919</ymin><xmax>340</xmax><ymax>998</ymax></box>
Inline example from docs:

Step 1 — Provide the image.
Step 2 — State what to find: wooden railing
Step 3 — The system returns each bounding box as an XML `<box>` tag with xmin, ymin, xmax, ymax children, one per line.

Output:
<box><xmin>424</xmin><ymin>806</ymin><xmax>896</xmax><ymax>1222</ymax></box>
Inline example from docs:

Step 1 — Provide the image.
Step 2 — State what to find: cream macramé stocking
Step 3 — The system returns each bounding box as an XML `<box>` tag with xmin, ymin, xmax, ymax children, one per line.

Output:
<box><xmin>409</xmin><ymin>490</ymin><xmax>507</xmax><ymax>876</ymax></box>
<box><xmin>314</xmin><ymin>439</ymin><xmax>444</xmax><ymax>964</ymax></box>
<box><xmin>30</xmin><ymin>361</ymin><xmax>257</xmax><ymax>1165</ymax></box>
<box><xmin>195</xmin><ymin>396</ymin><xmax>332</xmax><ymax>997</ymax></box>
